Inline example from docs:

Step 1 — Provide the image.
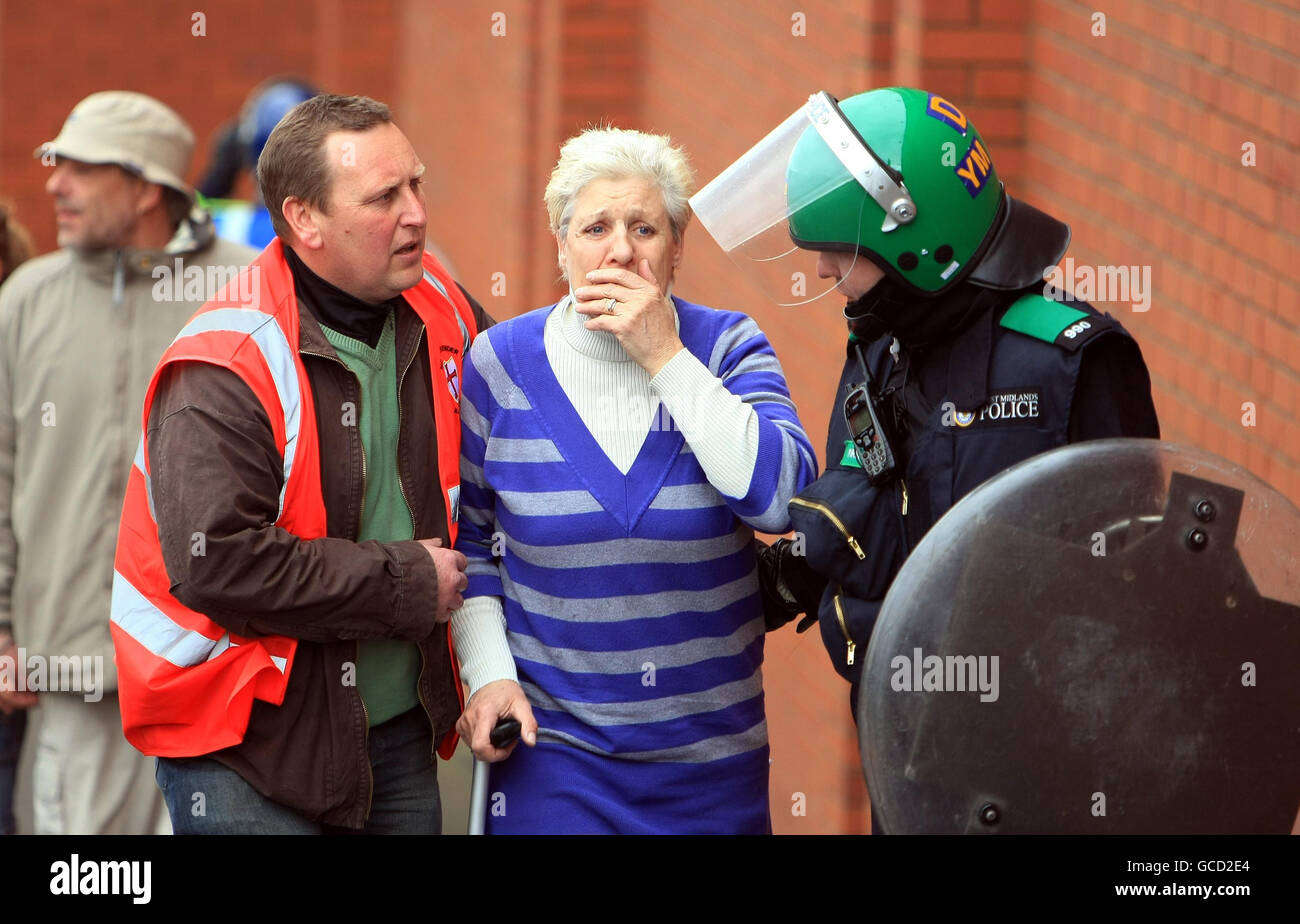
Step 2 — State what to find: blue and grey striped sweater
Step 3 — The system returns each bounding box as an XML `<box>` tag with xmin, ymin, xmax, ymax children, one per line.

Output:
<box><xmin>457</xmin><ymin>297</ymin><xmax>816</xmax><ymax>832</ymax></box>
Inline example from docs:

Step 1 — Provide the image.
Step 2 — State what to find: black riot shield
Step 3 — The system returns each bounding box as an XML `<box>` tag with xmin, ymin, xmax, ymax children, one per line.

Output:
<box><xmin>858</xmin><ymin>439</ymin><xmax>1300</xmax><ymax>834</ymax></box>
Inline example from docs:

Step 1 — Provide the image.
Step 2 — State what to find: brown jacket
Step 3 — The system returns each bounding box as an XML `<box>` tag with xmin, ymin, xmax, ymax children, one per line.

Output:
<box><xmin>147</xmin><ymin>273</ymin><xmax>491</xmax><ymax>828</ymax></box>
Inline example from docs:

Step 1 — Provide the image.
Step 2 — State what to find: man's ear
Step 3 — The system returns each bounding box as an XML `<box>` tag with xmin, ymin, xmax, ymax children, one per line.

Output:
<box><xmin>282</xmin><ymin>197</ymin><xmax>323</xmax><ymax>250</ymax></box>
<box><xmin>555</xmin><ymin>234</ymin><xmax>567</xmax><ymax>275</ymax></box>
<box><xmin>134</xmin><ymin>180</ymin><xmax>163</xmax><ymax>217</ymax></box>
<box><xmin>672</xmin><ymin>224</ymin><xmax>686</xmax><ymax>268</ymax></box>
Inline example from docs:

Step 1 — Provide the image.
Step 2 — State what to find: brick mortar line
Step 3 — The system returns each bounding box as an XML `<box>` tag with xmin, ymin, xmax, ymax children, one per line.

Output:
<box><xmin>1019</xmin><ymin>146</ymin><xmax>1300</xmax><ymax>322</ymax></box>
<box><xmin>1032</xmin><ymin>6</ymin><xmax>1300</xmax><ymax>121</ymax></box>
<box><xmin>1145</xmin><ymin>372</ymin><xmax>1300</xmax><ymax>481</ymax></box>
<box><xmin>1140</xmin><ymin>0</ymin><xmax>1300</xmax><ymax>61</ymax></box>
<box><xmin>1032</xmin><ymin>66</ymin><xmax>1300</xmax><ymax>204</ymax></box>
<box><xmin>1014</xmin><ymin>176</ymin><xmax>1299</xmax><ymax>340</ymax></box>
<box><xmin>1022</xmin><ymin>108</ymin><xmax>1300</xmax><ymax>300</ymax></box>
<box><xmin>1027</xmin><ymin>43</ymin><xmax>1298</xmax><ymax>165</ymax></box>
<box><xmin>1141</xmin><ymin>333</ymin><xmax>1300</xmax><ymax>473</ymax></box>
<box><xmin>1139</xmin><ymin>311</ymin><xmax>1300</xmax><ymax>404</ymax></box>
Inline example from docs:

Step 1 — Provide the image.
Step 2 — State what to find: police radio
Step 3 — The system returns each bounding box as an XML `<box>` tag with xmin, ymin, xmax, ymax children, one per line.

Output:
<box><xmin>843</xmin><ymin>344</ymin><xmax>897</xmax><ymax>485</ymax></box>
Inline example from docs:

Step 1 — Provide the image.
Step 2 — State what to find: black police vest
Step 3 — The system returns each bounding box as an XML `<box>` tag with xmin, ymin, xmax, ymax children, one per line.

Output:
<box><xmin>860</xmin><ymin>295</ymin><xmax>1133</xmax><ymax>538</ymax></box>
<box><xmin>806</xmin><ymin>294</ymin><xmax>1138</xmax><ymax>684</ymax></box>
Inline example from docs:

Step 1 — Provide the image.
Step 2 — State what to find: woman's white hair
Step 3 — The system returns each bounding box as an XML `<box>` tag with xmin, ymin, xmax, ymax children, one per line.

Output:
<box><xmin>545</xmin><ymin>126</ymin><xmax>696</xmax><ymax>243</ymax></box>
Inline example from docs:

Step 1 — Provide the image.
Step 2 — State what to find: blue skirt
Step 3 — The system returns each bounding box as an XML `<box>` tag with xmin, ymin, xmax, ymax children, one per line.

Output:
<box><xmin>485</xmin><ymin>740</ymin><xmax>771</xmax><ymax>835</ymax></box>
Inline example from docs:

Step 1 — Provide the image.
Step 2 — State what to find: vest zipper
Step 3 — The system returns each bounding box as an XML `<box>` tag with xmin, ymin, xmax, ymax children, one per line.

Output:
<box><xmin>789</xmin><ymin>496</ymin><xmax>866</xmax><ymax>560</ymax></box>
<box><xmin>900</xmin><ymin>478</ymin><xmax>909</xmax><ymax>516</ymax></box>
<box><xmin>832</xmin><ymin>587</ymin><xmax>855</xmax><ymax>667</ymax></box>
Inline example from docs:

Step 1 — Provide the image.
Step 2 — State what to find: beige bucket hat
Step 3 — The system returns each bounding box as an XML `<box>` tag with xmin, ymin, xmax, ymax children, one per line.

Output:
<box><xmin>35</xmin><ymin>91</ymin><xmax>196</xmax><ymax>198</ymax></box>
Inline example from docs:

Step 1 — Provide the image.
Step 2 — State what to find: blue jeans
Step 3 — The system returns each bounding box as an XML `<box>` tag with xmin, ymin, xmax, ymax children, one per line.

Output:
<box><xmin>155</xmin><ymin>706</ymin><xmax>441</xmax><ymax>834</ymax></box>
<box><xmin>0</xmin><ymin>709</ymin><xmax>26</xmax><ymax>835</ymax></box>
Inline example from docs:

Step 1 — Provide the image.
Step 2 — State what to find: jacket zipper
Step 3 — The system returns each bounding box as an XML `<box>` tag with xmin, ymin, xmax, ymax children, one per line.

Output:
<box><xmin>112</xmin><ymin>250</ymin><xmax>125</xmax><ymax>307</ymax></box>
<box><xmin>356</xmin><ymin>639</ymin><xmax>374</xmax><ymax>821</ymax></box>
<box><xmin>398</xmin><ymin>325</ymin><xmax>438</xmax><ymax>753</ymax></box>
<box><xmin>789</xmin><ymin>496</ymin><xmax>866</xmax><ymax>560</ymax></box>
<box><xmin>302</xmin><ymin>345</ymin><xmax>374</xmax><ymax>822</ymax></box>
<box><xmin>832</xmin><ymin>586</ymin><xmax>855</xmax><ymax>667</ymax></box>
<box><xmin>394</xmin><ymin>323</ymin><xmax>423</xmax><ymax>539</ymax></box>
<box><xmin>900</xmin><ymin>478</ymin><xmax>909</xmax><ymax>516</ymax></box>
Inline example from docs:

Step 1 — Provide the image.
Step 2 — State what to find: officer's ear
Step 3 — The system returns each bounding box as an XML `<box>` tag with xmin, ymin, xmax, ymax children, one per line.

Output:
<box><xmin>282</xmin><ymin>196</ymin><xmax>323</xmax><ymax>251</ymax></box>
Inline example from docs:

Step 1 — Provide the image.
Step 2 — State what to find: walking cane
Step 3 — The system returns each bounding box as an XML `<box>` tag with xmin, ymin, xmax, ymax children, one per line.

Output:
<box><xmin>467</xmin><ymin>716</ymin><xmax>521</xmax><ymax>835</ymax></box>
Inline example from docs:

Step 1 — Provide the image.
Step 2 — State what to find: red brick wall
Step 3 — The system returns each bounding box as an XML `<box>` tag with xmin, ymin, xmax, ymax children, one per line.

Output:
<box><xmin>4</xmin><ymin>0</ymin><xmax>1295</xmax><ymax>835</ymax></box>
<box><xmin>0</xmin><ymin>0</ymin><xmax>396</xmax><ymax>252</ymax></box>
<box><xmin>1023</xmin><ymin>0</ymin><xmax>1300</xmax><ymax>501</ymax></box>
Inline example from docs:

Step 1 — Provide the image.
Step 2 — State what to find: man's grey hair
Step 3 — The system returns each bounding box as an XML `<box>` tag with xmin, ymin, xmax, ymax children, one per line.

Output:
<box><xmin>544</xmin><ymin>127</ymin><xmax>695</xmax><ymax>244</ymax></box>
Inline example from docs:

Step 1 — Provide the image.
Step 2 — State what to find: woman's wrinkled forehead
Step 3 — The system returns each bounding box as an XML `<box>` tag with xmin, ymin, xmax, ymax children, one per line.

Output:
<box><xmin>564</xmin><ymin>175</ymin><xmax>671</xmax><ymax>233</ymax></box>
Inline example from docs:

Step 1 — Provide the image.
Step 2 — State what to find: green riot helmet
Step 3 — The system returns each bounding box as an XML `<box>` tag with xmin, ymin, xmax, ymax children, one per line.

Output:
<box><xmin>692</xmin><ymin>88</ymin><xmax>1071</xmax><ymax>305</ymax></box>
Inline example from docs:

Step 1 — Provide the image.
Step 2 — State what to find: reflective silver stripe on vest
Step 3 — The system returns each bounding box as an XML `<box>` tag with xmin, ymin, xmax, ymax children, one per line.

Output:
<box><xmin>205</xmin><ymin>634</ymin><xmax>288</xmax><ymax>672</ymax></box>
<box><xmin>111</xmin><ymin>571</ymin><xmax>289</xmax><ymax>672</ymax></box>
<box><xmin>169</xmin><ymin>308</ymin><xmax>302</xmax><ymax>519</ymax></box>
<box><xmin>111</xmin><ymin>570</ymin><xmax>223</xmax><ymax>667</ymax></box>
<box><xmin>133</xmin><ymin>438</ymin><xmax>157</xmax><ymax>523</ymax></box>
<box><xmin>424</xmin><ymin>270</ymin><xmax>470</xmax><ymax>354</ymax></box>
<box><xmin>422</xmin><ymin>269</ymin><xmax>449</xmax><ymax>300</ymax></box>
<box><xmin>110</xmin><ymin>308</ymin><xmax>305</xmax><ymax>671</ymax></box>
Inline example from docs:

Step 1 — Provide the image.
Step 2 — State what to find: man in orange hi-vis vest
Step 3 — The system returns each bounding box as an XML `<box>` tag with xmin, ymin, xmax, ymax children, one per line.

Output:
<box><xmin>111</xmin><ymin>94</ymin><xmax>536</xmax><ymax>833</ymax></box>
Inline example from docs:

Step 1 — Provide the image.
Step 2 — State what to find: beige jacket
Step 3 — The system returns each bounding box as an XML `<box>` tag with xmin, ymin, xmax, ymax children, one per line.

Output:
<box><xmin>0</xmin><ymin>213</ymin><xmax>256</xmax><ymax>690</ymax></box>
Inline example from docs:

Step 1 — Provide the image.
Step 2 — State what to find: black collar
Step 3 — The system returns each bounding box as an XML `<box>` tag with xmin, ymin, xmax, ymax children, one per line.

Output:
<box><xmin>284</xmin><ymin>245</ymin><xmax>401</xmax><ymax>348</ymax></box>
<box><xmin>944</xmin><ymin>302</ymin><xmax>995</xmax><ymax>412</ymax></box>
<box><xmin>847</xmin><ymin>283</ymin><xmax>1003</xmax><ymax>412</ymax></box>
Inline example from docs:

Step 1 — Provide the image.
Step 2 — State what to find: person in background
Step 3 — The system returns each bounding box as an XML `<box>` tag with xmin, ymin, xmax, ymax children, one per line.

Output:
<box><xmin>0</xmin><ymin>91</ymin><xmax>256</xmax><ymax>834</ymax></box>
<box><xmin>0</xmin><ymin>198</ymin><xmax>34</xmax><ymax>836</ymax></box>
<box><xmin>0</xmin><ymin>201</ymin><xmax>34</xmax><ymax>282</ymax></box>
<box><xmin>198</xmin><ymin>77</ymin><xmax>320</xmax><ymax>250</ymax></box>
<box><xmin>453</xmin><ymin>127</ymin><xmax>817</xmax><ymax>834</ymax></box>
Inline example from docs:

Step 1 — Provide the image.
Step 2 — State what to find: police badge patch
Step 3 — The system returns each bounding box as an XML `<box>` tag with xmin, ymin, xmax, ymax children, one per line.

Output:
<box><xmin>946</xmin><ymin>388</ymin><xmax>1043</xmax><ymax>429</ymax></box>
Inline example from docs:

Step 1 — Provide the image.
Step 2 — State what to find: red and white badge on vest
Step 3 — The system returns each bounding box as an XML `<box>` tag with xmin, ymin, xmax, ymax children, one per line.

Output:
<box><xmin>441</xmin><ymin>357</ymin><xmax>460</xmax><ymax>403</ymax></box>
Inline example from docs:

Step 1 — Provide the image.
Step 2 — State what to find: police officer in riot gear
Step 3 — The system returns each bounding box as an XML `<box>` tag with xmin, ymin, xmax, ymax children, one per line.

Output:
<box><xmin>693</xmin><ymin>88</ymin><xmax>1160</xmax><ymax>705</ymax></box>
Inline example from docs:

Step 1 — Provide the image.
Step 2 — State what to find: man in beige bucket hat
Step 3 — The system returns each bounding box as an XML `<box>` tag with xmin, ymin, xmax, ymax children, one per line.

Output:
<box><xmin>0</xmin><ymin>91</ymin><xmax>256</xmax><ymax>834</ymax></box>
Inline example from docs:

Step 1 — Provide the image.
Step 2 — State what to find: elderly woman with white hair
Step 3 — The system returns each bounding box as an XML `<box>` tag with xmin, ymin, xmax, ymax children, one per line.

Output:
<box><xmin>450</xmin><ymin>127</ymin><xmax>816</xmax><ymax>834</ymax></box>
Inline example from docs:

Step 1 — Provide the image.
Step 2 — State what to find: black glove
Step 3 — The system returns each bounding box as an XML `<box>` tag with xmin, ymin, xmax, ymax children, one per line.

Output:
<box><xmin>755</xmin><ymin>538</ymin><xmax>830</xmax><ymax>632</ymax></box>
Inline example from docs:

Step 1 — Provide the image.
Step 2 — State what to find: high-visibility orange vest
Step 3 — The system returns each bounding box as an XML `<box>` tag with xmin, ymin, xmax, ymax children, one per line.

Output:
<box><xmin>111</xmin><ymin>238</ymin><xmax>474</xmax><ymax>758</ymax></box>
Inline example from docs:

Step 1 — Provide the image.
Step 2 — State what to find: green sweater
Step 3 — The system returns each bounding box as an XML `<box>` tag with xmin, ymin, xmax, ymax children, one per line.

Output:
<box><xmin>321</xmin><ymin>312</ymin><xmax>421</xmax><ymax>727</ymax></box>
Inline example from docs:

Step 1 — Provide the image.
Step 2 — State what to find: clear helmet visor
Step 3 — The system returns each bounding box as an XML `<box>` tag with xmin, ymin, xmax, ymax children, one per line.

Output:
<box><xmin>690</xmin><ymin>93</ymin><xmax>913</xmax><ymax>308</ymax></box>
